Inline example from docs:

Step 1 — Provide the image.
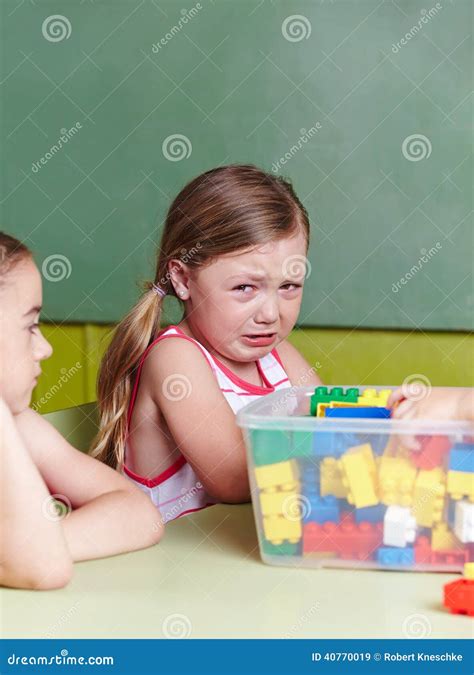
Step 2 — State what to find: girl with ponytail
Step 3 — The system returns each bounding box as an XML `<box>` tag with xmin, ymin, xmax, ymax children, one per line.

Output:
<box><xmin>91</xmin><ymin>164</ymin><xmax>321</xmax><ymax>522</ymax></box>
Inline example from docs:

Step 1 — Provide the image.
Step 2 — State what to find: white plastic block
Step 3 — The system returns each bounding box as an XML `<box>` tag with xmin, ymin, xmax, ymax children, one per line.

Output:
<box><xmin>454</xmin><ymin>500</ymin><xmax>474</xmax><ymax>543</ymax></box>
<box><xmin>383</xmin><ymin>505</ymin><xmax>417</xmax><ymax>547</ymax></box>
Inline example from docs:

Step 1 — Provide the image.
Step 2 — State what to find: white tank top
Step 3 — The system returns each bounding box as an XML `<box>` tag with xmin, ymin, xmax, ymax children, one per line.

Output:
<box><xmin>123</xmin><ymin>325</ymin><xmax>292</xmax><ymax>522</ymax></box>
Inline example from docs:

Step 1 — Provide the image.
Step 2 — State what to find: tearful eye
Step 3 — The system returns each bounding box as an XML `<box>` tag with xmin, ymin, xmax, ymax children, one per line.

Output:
<box><xmin>234</xmin><ymin>284</ymin><xmax>253</xmax><ymax>293</ymax></box>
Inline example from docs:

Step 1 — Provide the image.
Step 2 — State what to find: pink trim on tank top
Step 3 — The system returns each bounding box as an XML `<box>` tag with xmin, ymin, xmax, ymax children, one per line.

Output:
<box><xmin>124</xmin><ymin>324</ymin><xmax>288</xmax><ymax>486</ymax></box>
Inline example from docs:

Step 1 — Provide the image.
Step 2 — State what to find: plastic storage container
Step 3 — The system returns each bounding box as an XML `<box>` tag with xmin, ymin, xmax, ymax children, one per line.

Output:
<box><xmin>236</xmin><ymin>386</ymin><xmax>474</xmax><ymax>572</ymax></box>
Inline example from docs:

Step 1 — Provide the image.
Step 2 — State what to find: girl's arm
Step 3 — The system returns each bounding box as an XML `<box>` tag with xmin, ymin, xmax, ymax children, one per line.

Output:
<box><xmin>144</xmin><ymin>338</ymin><xmax>250</xmax><ymax>504</ymax></box>
<box><xmin>275</xmin><ymin>339</ymin><xmax>322</xmax><ymax>387</ymax></box>
<box><xmin>14</xmin><ymin>408</ymin><xmax>164</xmax><ymax>562</ymax></box>
<box><xmin>0</xmin><ymin>398</ymin><xmax>73</xmax><ymax>590</ymax></box>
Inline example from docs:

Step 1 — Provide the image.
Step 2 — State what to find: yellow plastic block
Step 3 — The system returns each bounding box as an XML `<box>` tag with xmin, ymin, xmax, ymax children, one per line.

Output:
<box><xmin>378</xmin><ymin>456</ymin><xmax>417</xmax><ymax>507</ymax></box>
<box><xmin>357</xmin><ymin>388</ymin><xmax>392</xmax><ymax>407</ymax></box>
<box><xmin>338</xmin><ymin>444</ymin><xmax>379</xmax><ymax>508</ymax></box>
<box><xmin>464</xmin><ymin>563</ymin><xmax>474</xmax><ymax>580</ymax></box>
<box><xmin>262</xmin><ymin>515</ymin><xmax>302</xmax><ymax>545</ymax></box>
<box><xmin>447</xmin><ymin>470</ymin><xmax>474</xmax><ymax>501</ymax></box>
<box><xmin>259</xmin><ymin>487</ymin><xmax>302</xmax><ymax>516</ymax></box>
<box><xmin>254</xmin><ymin>460</ymin><xmax>299</xmax><ymax>492</ymax></box>
<box><xmin>320</xmin><ymin>457</ymin><xmax>348</xmax><ymax>498</ymax></box>
<box><xmin>412</xmin><ymin>468</ymin><xmax>445</xmax><ymax>527</ymax></box>
<box><xmin>431</xmin><ymin>523</ymin><xmax>462</xmax><ymax>551</ymax></box>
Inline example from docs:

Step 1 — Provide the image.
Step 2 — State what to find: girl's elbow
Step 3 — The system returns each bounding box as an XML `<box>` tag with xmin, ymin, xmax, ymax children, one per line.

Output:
<box><xmin>1</xmin><ymin>558</ymin><xmax>73</xmax><ymax>591</ymax></box>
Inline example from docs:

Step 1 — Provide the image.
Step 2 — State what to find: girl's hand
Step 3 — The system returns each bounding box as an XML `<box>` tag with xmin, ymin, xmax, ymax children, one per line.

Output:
<box><xmin>388</xmin><ymin>386</ymin><xmax>473</xmax><ymax>422</ymax></box>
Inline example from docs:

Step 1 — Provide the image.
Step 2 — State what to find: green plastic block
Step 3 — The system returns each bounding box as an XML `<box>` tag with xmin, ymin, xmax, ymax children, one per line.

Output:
<box><xmin>261</xmin><ymin>538</ymin><xmax>301</xmax><ymax>556</ymax></box>
<box><xmin>310</xmin><ymin>386</ymin><xmax>359</xmax><ymax>416</ymax></box>
<box><xmin>250</xmin><ymin>429</ymin><xmax>292</xmax><ymax>466</ymax></box>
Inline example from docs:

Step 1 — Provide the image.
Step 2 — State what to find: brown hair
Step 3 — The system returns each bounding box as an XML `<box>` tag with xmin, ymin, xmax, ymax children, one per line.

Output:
<box><xmin>91</xmin><ymin>164</ymin><xmax>310</xmax><ymax>468</ymax></box>
<box><xmin>0</xmin><ymin>232</ymin><xmax>32</xmax><ymax>281</ymax></box>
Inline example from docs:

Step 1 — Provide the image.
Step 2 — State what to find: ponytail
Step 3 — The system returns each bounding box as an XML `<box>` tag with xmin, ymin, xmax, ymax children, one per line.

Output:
<box><xmin>90</xmin><ymin>284</ymin><xmax>164</xmax><ymax>468</ymax></box>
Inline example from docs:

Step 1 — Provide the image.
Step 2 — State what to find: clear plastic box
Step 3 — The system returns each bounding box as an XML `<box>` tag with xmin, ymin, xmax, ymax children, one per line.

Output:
<box><xmin>236</xmin><ymin>386</ymin><xmax>474</xmax><ymax>572</ymax></box>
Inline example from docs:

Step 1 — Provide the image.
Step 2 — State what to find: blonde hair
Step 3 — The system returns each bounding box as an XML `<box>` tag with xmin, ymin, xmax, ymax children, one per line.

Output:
<box><xmin>91</xmin><ymin>164</ymin><xmax>310</xmax><ymax>468</ymax></box>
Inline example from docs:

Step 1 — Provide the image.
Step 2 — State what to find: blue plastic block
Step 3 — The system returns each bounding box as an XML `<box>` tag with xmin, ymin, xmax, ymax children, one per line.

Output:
<box><xmin>312</xmin><ymin>431</ymin><xmax>359</xmax><ymax>458</ymax></box>
<box><xmin>448</xmin><ymin>443</ymin><xmax>474</xmax><ymax>473</ymax></box>
<box><xmin>376</xmin><ymin>547</ymin><xmax>414</xmax><ymax>566</ymax></box>
<box><xmin>303</xmin><ymin>495</ymin><xmax>340</xmax><ymax>524</ymax></box>
<box><xmin>355</xmin><ymin>504</ymin><xmax>387</xmax><ymax>524</ymax></box>
<box><xmin>326</xmin><ymin>407</ymin><xmax>391</xmax><ymax>419</ymax></box>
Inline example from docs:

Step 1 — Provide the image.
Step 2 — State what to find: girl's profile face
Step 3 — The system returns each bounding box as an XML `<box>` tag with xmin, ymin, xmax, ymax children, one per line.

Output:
<box><xmin>182</xmin><ymin>229</ymin><xmax>308</xmax><ymax>363</ymax></box>
<box><xmin>0</xmin><ymin>258</ymin><xmax>52</xmax><ymax>413</ymax></box>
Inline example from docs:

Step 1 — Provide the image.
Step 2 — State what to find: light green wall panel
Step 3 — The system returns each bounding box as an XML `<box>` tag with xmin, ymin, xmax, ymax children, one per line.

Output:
<box><xmin>31</xmin><ymin>324</ymin><xmax>473</xmax><ymax>414</ymax></box>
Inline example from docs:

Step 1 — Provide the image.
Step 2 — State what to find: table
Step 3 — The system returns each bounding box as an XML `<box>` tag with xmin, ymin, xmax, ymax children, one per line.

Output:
<box><xmin>1</xmin><ymin>505</ymin><xmax>472</xmax><ymax>639</ymax></box>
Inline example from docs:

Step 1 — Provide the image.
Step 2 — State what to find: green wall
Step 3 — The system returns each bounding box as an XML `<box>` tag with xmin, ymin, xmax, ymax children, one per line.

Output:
<box><xmin>31</xmin><ymin>324</ymin><xmax>473</xmax><ymax>414</ymax></box>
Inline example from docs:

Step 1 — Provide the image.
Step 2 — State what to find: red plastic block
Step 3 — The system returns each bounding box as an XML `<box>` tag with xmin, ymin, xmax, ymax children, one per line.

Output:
<box><xmin>414</xmin><ymin>535</ymin><xmax>432</xmax><ymax>564</ymax></box>
<box><xmin>443</xmin><ymin>578</ymin><xmax>474</xmax><ymax>616</ymax></box>
<box><xmin>303</xmin><ymin>513</ymin><xmax>383</xmax><ymax>560</ymax></box>
<box><xmin>415</xmin><ymin>535</ymin><xmax>468</xmax><ymax>566</ymax></box>
<box><xmin>411</xmin><ymin>435</ymin><xmax>451</xmax><ymax>470</ymax></box>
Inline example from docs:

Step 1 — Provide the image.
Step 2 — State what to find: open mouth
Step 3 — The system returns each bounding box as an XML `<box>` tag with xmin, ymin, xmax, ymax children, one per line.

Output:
<box><xmin>244</xmin><ymin>333</ymin><xmax>275</xmax><ymax>338</ymax></box>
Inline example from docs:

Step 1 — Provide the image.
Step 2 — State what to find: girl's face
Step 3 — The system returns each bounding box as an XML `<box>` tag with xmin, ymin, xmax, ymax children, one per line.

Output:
<box><xmin>180</xmin><ymin>230</ymin><xmax>308</xmax><ymax>363</ymax></box>
<box><xmin>0</xmin><ymin>258</ymin><xmax>52</xmax><ymax>413</ymax></box>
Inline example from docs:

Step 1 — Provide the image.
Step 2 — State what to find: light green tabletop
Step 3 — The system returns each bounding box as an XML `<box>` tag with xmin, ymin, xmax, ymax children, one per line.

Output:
<box><xmin>1</xmin><ymin>504</ymin><xmax>472</xmax><ymax>640</ymax></box>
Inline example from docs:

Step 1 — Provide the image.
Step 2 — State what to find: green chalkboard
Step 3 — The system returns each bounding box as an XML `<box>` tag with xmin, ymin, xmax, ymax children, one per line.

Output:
<box><xmin>1</xmin><ymin>0</ymin><xmax>472</xmax><ymax>329</ymax></box>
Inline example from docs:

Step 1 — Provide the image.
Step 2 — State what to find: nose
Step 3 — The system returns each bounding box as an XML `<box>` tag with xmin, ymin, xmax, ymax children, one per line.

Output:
<box><xmin>35</xmin><ymin>330</ymin><xmax>53</xmax><ymax>362</ymax></box>
<box><xmin>254</xmin><ymin>292</ymin><xmax>279</xmax><ymax>325</ymax></box>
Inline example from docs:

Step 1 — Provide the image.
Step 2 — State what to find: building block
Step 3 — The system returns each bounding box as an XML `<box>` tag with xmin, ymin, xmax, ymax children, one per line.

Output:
<box><xmin>254</xmin><ymin>460</ymin><xmax>299</xmax><ymax>492</ymax></box>
<box><xmin>414</xmin><ymin>535</ymin><xmax>432</xmax><ymax>564</ymax></box>
<box><xmin>383</xmin><ymin>505</ymin><xmax>417</xmax><ymax>547</ymax></box>
<box><xmin>449</xmin><ymin>444</ymin><xmax>474</xmax><ymax>473</ymax></box>
<box><xmin>312</xmin><ymin>431</ymin><xmax>359</xmax><ymax>458</ymax></box>
<box><xmin>443</xmin><ymin>578</ymin><xmax>474</xmax><ymax>616</ymax></box>
<box><xmin>320</xmin><ymin>457</ymin><xmax>348</xmax><ymax>499</ymax></box>
<box><xmin>302</xmin><ymin>514</ymin><xmax>383</xmax><ymax>559</ymax></box>
<box><xmin>454</xmin><ymin>500</ymin><xmax>474</xmax><ymax>543</ymax></box>
<box><xmin>354</xmin><ymin>504</ymin><xmax>386</xmax><ymax>523</ymax></box>
<box><xmin>357</xmin><ymin>388</ymin><xmax>392</xmax><ymax>407</ymax></box>
<box><xmin>326</xmin><ymin>407</ymin><xmax>391</xmax><ymax>419</ymax></box>
<box><xmin>464</xmin><ymin>562</ymin><xmax>474</xmax><ymax>579</ymax></box>
<box><xmin>411</xmin><ymin>435</ymin><xmax>451</xmax><ymax>470</ymax></box>
<box><xmin>377</xmin><ymin>546</ymin><xmax>414</xmax><ymax>566</ymax></box>
<box><xmin>259</xmin><ymin>488</ymin><xmax>302</xmax><ymax>516</ymax></box>
<box><xmin>261</xmin><ymin>538</ymin><xmax>300</xmax><ymax>556</ymax></box>
<box><xmin>432</xmin><ymin>523</ymin><xmax>462</xmax><ymax>551</ymax></box>
<box><xmin>415</xmin><ymin>535</ymin><xmax>468</xmax><ymax>568</ymax></box>
<box><xmin>310</xmin><ymin>386</ymin><xmax>359</xmax><ymax>416</ymax></box>
<box><xmin>447</xmin><ymin>470</ymin><xmax>474</xmax><ymax>501</ymax></box>
<box><xmin>250</xmin><ymin>429</ymin><xmax>292</xmax><ymax>466</ymax></box>
<box><xmin>338</xmin><ymin>444</ymin><xmax>379</xmax><ymax>508</ymax></box>
<box><xmin>412</xmin><ymin>468</ymin><xmax>446</xmax><ymax>527</ymax></box>
<box><xmin>302</xmin><ymin>495</ymin><xmax>340</xmax><ymax>524</ymax></box>
<box><xmin>378</xmin><ymin>455</ymin><xmax>417</xmax><ymax>507</ymax></box>
<box><xmin>262</xmin><ymin>514</ymin><xmax>302</xmax><ymax>545</ymax></box>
